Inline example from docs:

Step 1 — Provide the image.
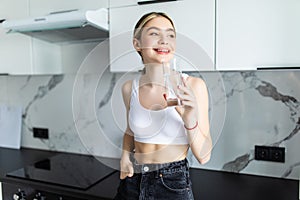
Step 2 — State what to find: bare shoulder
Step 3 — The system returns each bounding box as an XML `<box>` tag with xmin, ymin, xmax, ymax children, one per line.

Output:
<box><xmin>187</xmin><ymin>76</ymin><xmax>209</xmax><ymax>108</ymax></box>
<box><xmin>186</xmin><ymin>76</ymin><xmax>208</xmax><ymax>93</ymax></box>
<box><xmin>122</xmin><ymin>80</ymin><xmax>133</xmax><ymax>96</ymax></box>
<box><xmin>122</xmin><ymin>80</ymin><xmax>133</xmax><ymax>107</ymax></box>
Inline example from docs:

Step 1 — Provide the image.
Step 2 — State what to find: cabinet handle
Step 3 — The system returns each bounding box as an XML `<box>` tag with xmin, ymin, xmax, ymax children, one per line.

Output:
<box><xmin>34</xmin><ymin>18</ymin><xmax>46</xmax><ymax>22</ymax></box>
<box><xmin>257</xmin><ymin>66</ymin><xmax>300</xmax><ymax>70</ymax></box>
<box><xmin>137</xmin><ymin>0</ymin><xmax>178</xmax><ymax>5</ymax></box>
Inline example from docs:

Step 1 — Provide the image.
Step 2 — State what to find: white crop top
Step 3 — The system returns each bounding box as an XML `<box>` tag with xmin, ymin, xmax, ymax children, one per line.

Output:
<box><xmin>128</xmin><ymin>76</ymin><xmax>189</xmax><ymax>145</ymax></box>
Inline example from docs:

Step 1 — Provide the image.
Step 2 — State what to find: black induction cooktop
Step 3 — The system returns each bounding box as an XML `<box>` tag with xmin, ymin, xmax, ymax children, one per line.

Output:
<box><xmin>6</xmin><ymin>153</ymin><xmax>116</xmax><ymax>190</ymax></box>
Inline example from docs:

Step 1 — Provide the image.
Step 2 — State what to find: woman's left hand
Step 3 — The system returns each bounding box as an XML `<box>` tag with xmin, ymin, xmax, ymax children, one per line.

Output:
<box><xmin>175</xmin><ymin>77</ymin><xmax>198</xmax><ymax>127</ymax></box>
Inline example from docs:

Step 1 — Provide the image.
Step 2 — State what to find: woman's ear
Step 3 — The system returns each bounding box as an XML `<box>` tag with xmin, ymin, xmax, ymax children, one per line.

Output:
<box><xmin>133</xmin><ymin>38</ymin><xmax>141</xmax><ymax>51</ymax></box>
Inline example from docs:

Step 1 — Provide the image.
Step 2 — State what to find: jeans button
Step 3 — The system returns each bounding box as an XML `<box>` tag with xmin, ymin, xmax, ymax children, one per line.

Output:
<box><xmin>143</xmin><ymin>166</ymin><xmax>149</xmax><ymax>172</ymax></box>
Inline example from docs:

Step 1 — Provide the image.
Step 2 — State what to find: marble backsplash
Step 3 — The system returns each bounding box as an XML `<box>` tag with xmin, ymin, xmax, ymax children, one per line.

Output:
<box><xmin>0</xmin><ymin>69</ymin><xmax>299</xmax><ymax>180</ymax></box>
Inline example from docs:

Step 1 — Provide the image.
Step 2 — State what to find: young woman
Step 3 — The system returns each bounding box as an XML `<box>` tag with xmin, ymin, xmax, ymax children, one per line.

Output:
<box><xmin>114</xmin><ymin>12</ymin><xmax>212</xmax><ymax>200</ymax></box>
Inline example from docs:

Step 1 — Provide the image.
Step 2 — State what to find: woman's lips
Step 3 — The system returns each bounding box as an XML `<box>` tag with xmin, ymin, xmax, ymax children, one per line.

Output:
<box><xmin>153</xmin><ymin>48</ymin><xmax>170</xmax><ymax>54</ymax></box>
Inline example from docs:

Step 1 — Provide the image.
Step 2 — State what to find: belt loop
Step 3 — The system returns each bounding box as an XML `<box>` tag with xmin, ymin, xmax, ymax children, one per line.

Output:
<box><xmin>155</xmin><ymin>168</ymin><xmax>160</xmax><ymax>179</ymax></box>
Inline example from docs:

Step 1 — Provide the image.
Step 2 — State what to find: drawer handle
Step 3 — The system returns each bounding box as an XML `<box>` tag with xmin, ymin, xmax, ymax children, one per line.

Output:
<box><xmin>137</xmin><ymin>0</ymin><xmax>178</xmax><ymax>5</ymax></box>
<box><xmin>34</xmin><ymin>18</ymin><xmax>46</xmax><ymax>22</ymax></box>
<box><xmin>257</xmin><ymin>66</ymin><xmax>300</xmax><ymax>70</ymax></box>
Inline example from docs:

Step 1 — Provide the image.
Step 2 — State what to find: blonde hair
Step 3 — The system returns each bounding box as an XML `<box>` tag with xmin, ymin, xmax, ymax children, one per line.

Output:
<box><xmin>134</xmin><ymin>12</ymin><xmax>176</xmax><ymax>40</ymax></box>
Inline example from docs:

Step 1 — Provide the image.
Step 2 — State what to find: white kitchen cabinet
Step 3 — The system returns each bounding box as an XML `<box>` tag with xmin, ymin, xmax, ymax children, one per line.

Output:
<box><xmin>109</xmin><ymin>0</ymin><xmax>215</xmax><ymax>72</ymax></box>
<box><xmin>109</xmin><ymin>0</ymin><xmax>137</xmax><ymax>8</ymax></box>
<box><xmin>216</xmin><ymin>0</ymin><xmax>300</xmax><ymax>70</ymax></box>
<box><xmin>0</xmin><ymin>0</ymin><xmax>32</xmax><ymax>75</ymax></box>
<box><xmin>29</xmin><ymin>40</ymin><xmax>101</xmax><ymax>75</ymax></box>
<box><xmin>29</xmin><ymin>0</ymin><xmax>108</xmax><ymax>16</ymax></box>
<box><xmin>0</xmin><ymin>0</ymin><xmax>29</xmax><ymax>19</ymax></box>
<box><xmin>28</xmin><ymin>0</ymin><xmax>108</xmax><ymax>75</ymax></box>
<box><xmin>109</xmin><ymin>0</ymin><xmax>184</xmax><ymax>8</ymax></box>
<box><xmin>0</xmin><ymin>0</ymin><xmax>108</xmax><ymax>75</ymax></box>
<box><xmin>31</xmin><ymin>39</ymin><xmax>62</xmax><ymax>74</ymax></box>
<box><xmin>30</xmin><ymin>0</ymin><xmax>108</xmax><ymax>74</ymax></box>
<box><xmin>0</xmin><ymin>32</ymin><xmax>32</xmax><ymax>75</ymax></box>
<box><xmin>0</xmin><ymin>0</ymin><xmax>64</xmax><ymax>74</ymax></box>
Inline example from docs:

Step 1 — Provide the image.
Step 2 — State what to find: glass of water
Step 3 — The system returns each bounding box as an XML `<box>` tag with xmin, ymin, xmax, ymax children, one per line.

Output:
<box><xmin>163</xmin><ymin>58</ymin><xmax>183</xmax><ymax>107</ymax></box>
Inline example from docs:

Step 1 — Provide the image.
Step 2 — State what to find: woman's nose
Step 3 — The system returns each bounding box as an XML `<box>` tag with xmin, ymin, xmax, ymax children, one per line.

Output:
<box><xmin>158</xmin><ymin>34</ymin><xmax>168</xmax><ymax>45</ymax></box>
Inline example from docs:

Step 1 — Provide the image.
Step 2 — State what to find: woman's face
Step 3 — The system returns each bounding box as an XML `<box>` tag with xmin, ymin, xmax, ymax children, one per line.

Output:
<box><xmin>135</xmin><ymin>16</ymin><xmax>176</xmax><ymax>65</ymax></box>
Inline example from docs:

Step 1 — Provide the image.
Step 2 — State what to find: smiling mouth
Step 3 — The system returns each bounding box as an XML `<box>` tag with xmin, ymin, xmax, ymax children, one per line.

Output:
<box><xmin>153</xmin><ymin>48</ymin><xmax>170</xmax><ymax>54</ymax></box>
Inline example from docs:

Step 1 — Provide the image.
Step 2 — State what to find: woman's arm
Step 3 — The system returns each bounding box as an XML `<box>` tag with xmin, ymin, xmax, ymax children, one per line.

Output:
<box><xmin>177</xmin><ymin>77</ymin><xmax>212</xmax><ymax>164</ymax></box>
<box><xmin>120</xmin><ymin>131</ymin><xmax>134</xmax><ymax>179</ymax></box>
<box><xmin>120</xmin><ymin>80</ymin><xmax>135</xmax><ymax>179</ymax></box>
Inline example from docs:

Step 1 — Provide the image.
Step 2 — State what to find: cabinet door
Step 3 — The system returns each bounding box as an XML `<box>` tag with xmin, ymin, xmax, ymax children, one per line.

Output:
<box><xmin>216</xmin><ymin>0</ymin><xmax>300</xmax><ymax>70</ymax></box>
<box><xmin>109</xmin><ymin>0</ymin><xmax>137</xmax><ymax>8</ymax></box>
<box><xmin>29</xmin><ymin>0</ymin><xmax>108</xmax><ymax>15</ymax></box>
<box><xmin>0</xmin><ymin>0</ymin><xmax>32</xmax><ymax>74</ymax></box>
<box><xmin>110</xmin><ymin>0</ymin><xmax>215</xmax><ymax>72</ymax></box>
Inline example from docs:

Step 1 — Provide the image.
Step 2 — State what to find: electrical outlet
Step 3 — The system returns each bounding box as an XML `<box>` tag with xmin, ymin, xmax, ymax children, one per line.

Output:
<box><xmin>254</xmin><ymin>145</ymin><xmax>285</xmax><ymax>163</ymax></box>
<box><xmin>269</xmin><ymin>147</ymin><xmax>285</xmax><ymax>162</ymax></box>
<box><xmin>255</xmin><ymin>145</ymin><xmax>270</xmax><ymax>160</ymax></box>
<box><xmin>33</xmin><ymin>127</ymin><xmax>49</xmax><ymax>139</ymax></box>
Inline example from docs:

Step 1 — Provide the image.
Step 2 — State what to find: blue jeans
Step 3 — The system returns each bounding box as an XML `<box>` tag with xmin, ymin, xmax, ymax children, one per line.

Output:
<box><xmin>114</xmin><ymin>159</ymin><xmax>194</xmax><ymax>200</ymax></box>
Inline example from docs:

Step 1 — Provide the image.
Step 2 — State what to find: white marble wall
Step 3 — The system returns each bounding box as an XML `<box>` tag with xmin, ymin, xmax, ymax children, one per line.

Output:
<box><xmin>191</xmin><ymin>71</ymin><xmax>300</xmax><ymax>180</ymax></box>
<box><xmin>0</xmin><ymin>70</ymin><xmax>299</xmax><ymax>180</ymax></box>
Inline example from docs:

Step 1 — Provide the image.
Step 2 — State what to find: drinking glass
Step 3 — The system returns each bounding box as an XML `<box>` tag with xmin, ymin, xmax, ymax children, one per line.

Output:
<box><xmin>163</xmin><ymin>58</ymin><xmax>183</xmax><ymax>107</ymax></box>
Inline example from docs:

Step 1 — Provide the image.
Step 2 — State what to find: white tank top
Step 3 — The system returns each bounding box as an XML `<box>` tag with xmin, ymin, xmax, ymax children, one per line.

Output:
<box><xmin>128</xmin><ymin>76</ymin><xmax>189</xmax><ymax>145</ymax></box>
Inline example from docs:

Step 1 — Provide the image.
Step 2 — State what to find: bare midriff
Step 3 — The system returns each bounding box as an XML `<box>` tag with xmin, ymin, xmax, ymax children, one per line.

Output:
<box><xmin>133</xmin><ymin>141</ymin><xmax>189</xmax><ymax>164</ymax></box>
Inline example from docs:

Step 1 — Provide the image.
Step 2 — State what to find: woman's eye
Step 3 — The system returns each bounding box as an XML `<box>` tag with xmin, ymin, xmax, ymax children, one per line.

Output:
<box><xmin>168</xmin><ymin>34</ymin><xmax>175</xmax><ymax>38</ymax></box>
<box><xmin>150</xmin><ymin>32</ymin><xmax>159</xmax><ymax>36</ymax></box>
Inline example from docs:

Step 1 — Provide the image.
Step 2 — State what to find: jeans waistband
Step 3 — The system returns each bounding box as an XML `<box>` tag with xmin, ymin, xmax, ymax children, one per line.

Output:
<box><xmin>133</xmin><ymin>158</ymin><xmax>189</xmax><ymax>174</ymax></box>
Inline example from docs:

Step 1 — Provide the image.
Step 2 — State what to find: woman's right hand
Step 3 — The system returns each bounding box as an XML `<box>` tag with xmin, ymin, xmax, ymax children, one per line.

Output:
<box><xmin>120</xmin><ymin>157</ymin><xmax>134</xmax><ymax>179</ymax></box>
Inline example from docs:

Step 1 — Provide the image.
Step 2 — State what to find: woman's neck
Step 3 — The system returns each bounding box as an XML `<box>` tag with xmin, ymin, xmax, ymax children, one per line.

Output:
<box><xmin>141</xmin><ymin>63</ymin><xmax>164</xmax><ymax>87</ymax></box>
